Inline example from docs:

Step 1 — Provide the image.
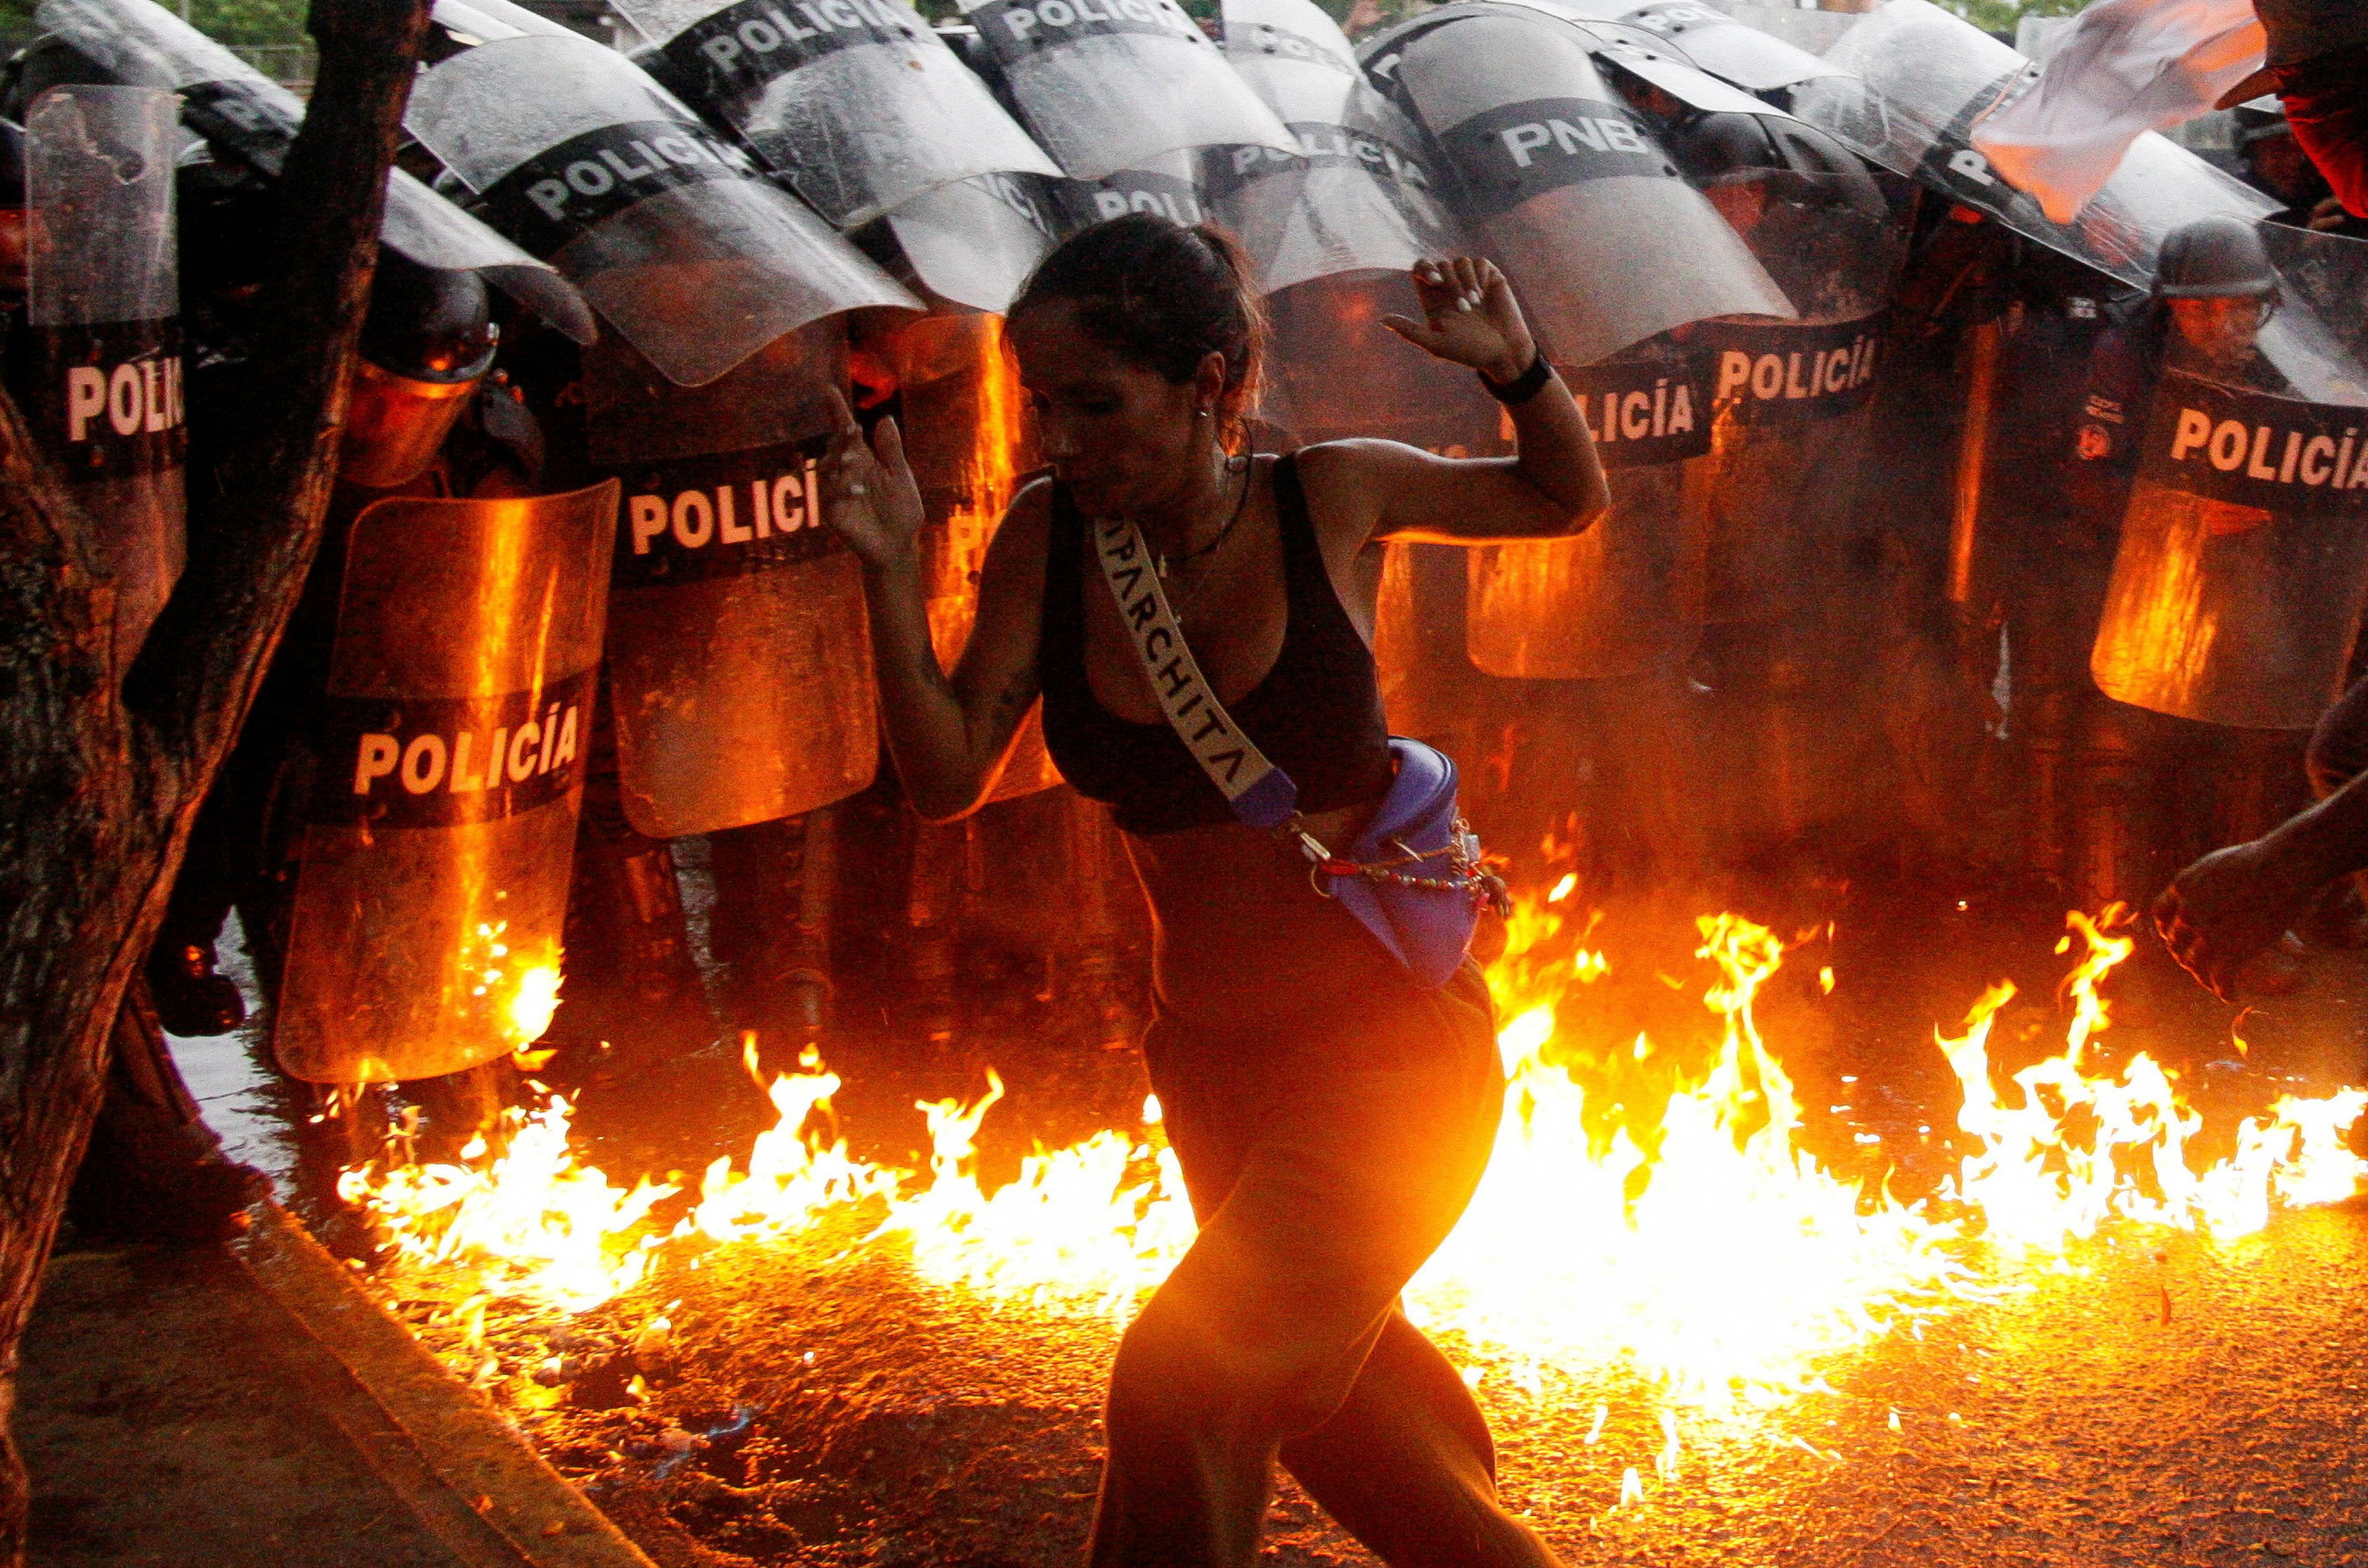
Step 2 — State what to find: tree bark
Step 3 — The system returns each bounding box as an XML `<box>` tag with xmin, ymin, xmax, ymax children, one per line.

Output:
<box><xmin>0</xmin><ymin>4</ymin><xmax>428</xmax><ymax>1560</ymax></box>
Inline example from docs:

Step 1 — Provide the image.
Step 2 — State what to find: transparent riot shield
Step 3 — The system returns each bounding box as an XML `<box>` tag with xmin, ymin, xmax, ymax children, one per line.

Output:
<box><xmin>274</xmin><ymin>481</ymin><xmax>619</xmax><ymax>1084</ymax></box>
<box><xmin>1261</xmin><ymin>269</ymin><xmax>1502</xmax><ymax>450</ymax></box>
<box><xmin>959</xmin><ymin>0</ymin><xmax>1294</xmax><ymax>181</ymax></box>
<box><xmin>1371</xmin><ymin>6</ymin><xmax>1792</xmax><ymax>366</ymax></box>
<box><xmin>616</xmin><ymin>0</ymin><xmax>1058</xmax><ymax>231</ymax></box>
<box><xmin>1466</xmin><ymin>334</ymin><xmax>1712</xmax><ymax>678</ymax></box>
<box><xmin>33</xmin><ymin>0</ymin><xmax>594</xmax><ymax>344</ymax></box>
<box><xmin>1618</xmin><ymin>0</ymin><xmax>1841</xmax><ymax>92</ymax></box>
<box><xmin>588</xmin><ymin>325</ymin><xmax>880</xmax><ymax>838</ymax></box>
<box><xmin>26</xmin><ymin>84</ymin><xmax>182</xmax><ymax>675</ymax></box>
<box><xmin>1791</xmin><ymin>0</ymin><xmax>2272</xmax><ymax>292</ymax></box>
<box><xmin>889</xmin><ymin>311</ymin><xmax>1063</xmax><ymax>800</ymax></box>
<box><xmin>1692</xmin><ymin>168</ymin><xmax>1904</xmax><ymax>627</ymax></box>
<box><xmin>882</xmin><ymin>171</ymin><xmax>1060</xmax><ymax>312</ymax></box>
<box><xmin>1212</xmin><ymin>0</ymin><xmax>1462</xmax><ymax>294</ymax></box>
<box><xmin>406</xmin><ymin>16</ymin><xmax>918</xmax><ymax>387</ymax></box>
<box><xmin>1058</xmin><ymin>151</ymin><xmax>1208</xmax><ymax>232</ymax></box>
<box><xmin>2092</xmin><ymin>228</ymin><xmax>2368</xmax><ymax>729</ymax></box>
<box><xmin>1258</xmin><ymin>275</ymin><xmax>1508</xmax><ymax>744</ymax></box>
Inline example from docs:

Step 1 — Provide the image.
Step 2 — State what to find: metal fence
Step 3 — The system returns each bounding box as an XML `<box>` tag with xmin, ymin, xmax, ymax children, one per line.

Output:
<box><xmin>228</xmin><ymin>41</ymin><xmax>314</xmax><ymax>91</ymax></box>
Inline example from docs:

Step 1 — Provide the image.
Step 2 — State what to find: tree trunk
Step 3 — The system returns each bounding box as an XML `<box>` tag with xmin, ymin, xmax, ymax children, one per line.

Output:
<box><xmin>0</xmin><ymin>4</ymin><xmax>428</xmax><ymax>1559</ymax></box>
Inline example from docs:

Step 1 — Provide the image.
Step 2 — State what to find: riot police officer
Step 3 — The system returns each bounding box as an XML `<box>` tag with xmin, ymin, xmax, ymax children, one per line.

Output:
<box><xmin>1991</xmin><ymin>219</ymin><xmax>2314</xmax><ymax>930</ymax></box>
<box><xmin>2234</xmin><ymin>96</ymin><xmax>2345</xmax><ymax>232</ymax></box>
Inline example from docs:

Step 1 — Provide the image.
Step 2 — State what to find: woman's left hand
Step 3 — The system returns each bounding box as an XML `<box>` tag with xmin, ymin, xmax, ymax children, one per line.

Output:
<box><xmin>1381</xmin><ymin>257</ymin><xmax>1538</xmax><ymax>386</ymax></box>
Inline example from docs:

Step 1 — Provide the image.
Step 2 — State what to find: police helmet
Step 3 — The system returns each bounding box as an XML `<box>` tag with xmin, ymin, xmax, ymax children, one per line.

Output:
<box><xmin>362</xmin><ymin>253</ymin><xmax>496</xmax><ymax>384</ymax></box>
<box><xmin>1665</xmin><ymin>111</ymin><xmax>1863</xmax><ymax>181</ymax></box>
<box><xmin>2</xmin><ymin>36</ymin><xmax>111</xmax><ymax>125</ymax></box>
<box><xmin>339</xmin><ymin>253</ymin><xmax>496</xmax><ymax>488</ymax></box>
<box><xmin>2155</xmin><ymin>216</ymin><xmax>2276</xmax><ymax>299</ymax></box>
<box><xmin>1662</xmin><ymin>111</ymin><xmax>1886</xmax><ymax>218</ymax></box>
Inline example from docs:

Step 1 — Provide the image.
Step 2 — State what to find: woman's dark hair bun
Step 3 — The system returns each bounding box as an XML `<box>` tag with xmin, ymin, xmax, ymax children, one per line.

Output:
<box><xmin>1008</xmin><ymin>213</ymin><xmax>1268</xmax><ymax>428</ymax></box>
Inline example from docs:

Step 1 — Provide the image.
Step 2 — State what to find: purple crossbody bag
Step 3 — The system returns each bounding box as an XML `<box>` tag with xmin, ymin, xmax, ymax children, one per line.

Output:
<box><xmin>1090</xmin><ymin>514</ymin><xmax>1509</xmax><ymax>988</ymax></box>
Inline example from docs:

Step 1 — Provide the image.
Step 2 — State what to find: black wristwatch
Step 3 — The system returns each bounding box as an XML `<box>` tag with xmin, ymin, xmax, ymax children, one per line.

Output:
<box><xmin>1480</xmin><ymin>350</ymin><xmax>1553</xmax><ymax>405</ymax></box>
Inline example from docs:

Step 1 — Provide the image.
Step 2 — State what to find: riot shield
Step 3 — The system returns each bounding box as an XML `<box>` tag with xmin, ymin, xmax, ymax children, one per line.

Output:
<box><xmin>889</xmin><ymin>311</ymin><xmax>1063</xmax><ymax>800</ymax></box>
<box><xmin>274</xmin><ymin>481</ymin><xmax>619</xmax><ymax>1084</ymax></box>
<box><xmin>33</xmin><ymin>0</ymin><xmax>594</xmax><ymax>344</ymax></box>
<box><xmin>1690</xmin><ymin>168</ymin><xmax>1904</xmax><ymax>627</ymax></box>
<box><xmin>1262</xmin><ymin>269</ymin><xmax>1502</xmax><ymax>451</ymax></box>
<box><xmin>406</xmin><ymin>14</ymin><xmax>918</xmax><ymax>387</ymax></box>
<box><xmin>1466</xmin><ymin>334</ymin><xmax>1712</xmax><ymax>678</ymax></box>
<box><xmin>883</xmin><ymin>171</ymin><xmax>1060</xmax><ymax>311</ymax></box>
<box><xmin>2092</xmin><ymin>228</ymin><xmax>2368</xmax><ymax>729</ymax></box>
<box><xmin>1791</xmin><ymin>0</ymin><xmax>2271</xmax><ymax>292</ymax></box>
<box><xmin>1618</xmin><ymin>0</ymin><xmax>1841</xmax><ymax>92</ymax></box>
<box><xmin>1057</xmin><ymin>152</ymin><xmax>1208</xmax><ymax>232</ymax></box>
<box><xmin>617</xmin><ymin>0</ymin><xmax>1058</xmax><ymax>232</ymax></box>
<box><xmin>1212</xmin><ymin>0</ymin><xmax>1462</xmax><ymax>294</ymax></box>
<box><xmin>588</xmin><ymin>325</ymin><xmax>881</xmax><ymax>838</ymax></box>
<box><xmin>26</xmin><ymin>85</ymin><xmax>182</xmax><ymax>675</ymax></box>
<box><xmin>1371</xmin><ymin>6</ymin><xmax>1792</xmax><ymax>366</ymax></box>
<box><xmin>959</xmin><ymin>0</ymin><xmax>1294</xmax><ymax>182</ymax></box>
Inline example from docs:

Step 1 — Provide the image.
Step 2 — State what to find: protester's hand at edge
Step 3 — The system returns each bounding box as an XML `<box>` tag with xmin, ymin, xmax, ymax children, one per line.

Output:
<box><xmin>819</xmin><ymin>387</ymin><xmax>926</xmax><ymax>572</ymax></box>
<box><xmin>1382</xmin><ymin>257</ymin><xmax>1538</xmax><ymax>386</ymax></box>
<box><xmin>2153</xmin><ymin>835</ymin><xmax>2330</xmax><ymax>1002</ymax></box>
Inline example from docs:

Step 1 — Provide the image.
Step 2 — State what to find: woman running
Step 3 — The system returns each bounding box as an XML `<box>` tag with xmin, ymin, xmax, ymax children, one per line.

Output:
<box><xmin>823</xmin><ymin>214</ymin><xmax>1605</xmax><ymax>1567</ymax></box>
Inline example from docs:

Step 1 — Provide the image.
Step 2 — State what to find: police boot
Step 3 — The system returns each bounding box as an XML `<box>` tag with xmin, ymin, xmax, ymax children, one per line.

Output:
<box><xmin>67</xmin><ymin>980</ymin><xmax>268</xmax><ymax>1246</ymax></box>
<box><xmin>144</xmin><ymin>921</ymin><xmax>245</xmax><ymax>1039</ymax></box>
<box><xmin>143</xmin><ymin>769</ymin><xmax>259</xmax><ymax>1037</ymax></box>
<box><xmin>1688</xmin><ymin>624</ymin><xmax>1777</xmax><ymax>868</ymax></box>
<box><xmin>2015</xmin><ymin>687</ymin><xmax>2078</xmax><ymax>895</ymax></box>
<box><xmin>707</xmin><ymin>813</ymin><xmax>834</xmax><ymax>1040</ymax></box>
<box><xmin>2068</xmin><ymin>697</ymin><xmax>2172</xmax><ymax>916</ymax></box>
<box><xmin>1760</xmin><ymin>631</ymin><xmax>1835</xmax><ymax>861</ymax></box>
<box><xmin>561</xmin><ymin>834</ymin><xmax>712</xmax><ymax>1076</ymax></box>
<box><xmin>902</xmin><ymin>817</ymin><xmax>968</xmax><ymax>1045</ymax></box>
<box><xmin>402</xmin><ymin>1058</ymin><xmax>516</xmax><ymax>1167</ymax></box>
<box><xmin>1050</xmin><ymin>796</ymin><xmax>1143</xmax><ymax>1051</ymax></box>
<box><xmin>2210</xmin><ymin>726</ymin><xmax>2309</xmax><ymax>851</ymax></box>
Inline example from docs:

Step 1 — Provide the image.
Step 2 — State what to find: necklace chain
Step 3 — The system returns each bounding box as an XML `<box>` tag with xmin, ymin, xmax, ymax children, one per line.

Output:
<box><xmin>1154</xmin><ymin>456</ymin><xmax>1254</xmax><ymax>597</ymax></box>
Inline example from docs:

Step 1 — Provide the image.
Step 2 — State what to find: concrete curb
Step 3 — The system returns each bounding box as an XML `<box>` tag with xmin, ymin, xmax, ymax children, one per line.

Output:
<box><xmin>235</xmin><ymin>1202</ymin><xmax>656</xmax><ymax>1568</ymax></box>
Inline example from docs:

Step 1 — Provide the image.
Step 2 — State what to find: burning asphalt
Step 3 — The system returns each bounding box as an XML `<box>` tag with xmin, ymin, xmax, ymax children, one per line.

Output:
<box><xmin>316</xmin><ymin>887</ymin><xmax>2368</xmax><ymax>1567</ymax></box>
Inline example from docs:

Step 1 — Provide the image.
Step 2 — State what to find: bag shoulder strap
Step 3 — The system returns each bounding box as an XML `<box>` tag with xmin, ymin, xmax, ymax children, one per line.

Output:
<box><xmin>1087</xmin><ymin>512</ymin><xmax>1302</xmax><ymax>831</ymax></box>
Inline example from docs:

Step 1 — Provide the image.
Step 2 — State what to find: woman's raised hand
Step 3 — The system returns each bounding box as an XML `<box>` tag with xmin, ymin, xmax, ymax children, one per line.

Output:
<box><xmin>1381</xmin><ymin>257</ymin><xmax>1539</xmax><ymax>386</ymax></box>
<box><xmin>820</xmin><ymin>387</ymin><xmax>927</xmax><ymax>570</ymax></box>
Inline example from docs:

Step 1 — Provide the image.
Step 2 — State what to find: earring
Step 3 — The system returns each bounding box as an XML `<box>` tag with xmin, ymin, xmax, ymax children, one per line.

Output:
<box><xmin>1195</xmin><ymin>408</ymin><xmax>1211</xmax><ymax>419</ymax></box>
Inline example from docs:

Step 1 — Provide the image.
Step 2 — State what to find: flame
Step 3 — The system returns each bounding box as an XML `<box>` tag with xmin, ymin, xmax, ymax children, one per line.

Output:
<box><xmin>1940</xmin><ymin>908</ymin><xmax>2367</xmax><ymax>1249</ymax></box>
<box><xmin>873</xmin><ymin>1073</ymin><xmax>1194</xmax><ymax>1319</ymax></box>
<box><xmin>337</xmin><ymin>1092</ymin><xmax>675</xmax><ymax>1315</ymax></box>
<box><xmin>1404</xmin><ymin>913</ymin><xmax>1968</xmax><ymax>1431</ymax></box>
<box><xmin>676</xmin><ymin>1040</ymin><xmax>898</xmax><ymax>1246</ymax></box>
<box><xmin>341</xmin><ymin>892</ymin><xmax>2368</xmax><ymax>1504</ymax></box>
<box><xmin>507</xmin><ymin>963</ymin><xmax>562</xmax><ymax>1043</ymax></box>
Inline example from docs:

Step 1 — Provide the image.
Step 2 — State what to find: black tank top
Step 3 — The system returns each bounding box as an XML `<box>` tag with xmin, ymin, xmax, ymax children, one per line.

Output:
<box><xmin>1040</xmin><ymin>453</ymin><xmax>1395</xmax><ymax>836</ymax></box>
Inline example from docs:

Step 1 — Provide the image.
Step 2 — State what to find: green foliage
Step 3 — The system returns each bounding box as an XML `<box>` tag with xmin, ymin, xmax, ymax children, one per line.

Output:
<box><xmin>0</xmin><ymin>0</ymin><xmax>308</xmax><ymax>44</ymax></box>
<box><xmin>183</xmin><ymin>0</ymin><xmax>310</xmax><ymax>45</ymax></box>
<box><xmin>1941</xmin><ymin>0</ymin><xmax>2088</xmax><ymax>37</ymax></box>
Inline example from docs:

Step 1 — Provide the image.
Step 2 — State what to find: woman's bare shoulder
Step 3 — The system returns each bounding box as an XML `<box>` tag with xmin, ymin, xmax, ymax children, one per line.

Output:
<box><xmin>1288</xmin><ymin>439</ymin><xmax>1433</xmax><ymax>541</ymax></box>
<box><xmin>984</xmin><ymin>474</ymin><xmax>1057</xmax><ymax>565</ymax></box>
<box><xmin>1291</xmin><ymin>437</ymin><xmax>1443</xmax><ymax>493</ymax></box>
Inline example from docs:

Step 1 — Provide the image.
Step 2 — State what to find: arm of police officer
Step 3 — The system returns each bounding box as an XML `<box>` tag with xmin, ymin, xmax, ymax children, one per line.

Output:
<box><xmin>1298</xmin><ymin>256</ymin><xmax>1607</xmax><ymax>548</ymax></box>
<box><xmin>822</xmin><ymin>392</ymin><xmax>1046</xmax><ymax>823</ymax></box>
<box><xmin>2153</xmin><ymin>775</ymin><xmax>2368</xmax><ymax>1001</ymax></box>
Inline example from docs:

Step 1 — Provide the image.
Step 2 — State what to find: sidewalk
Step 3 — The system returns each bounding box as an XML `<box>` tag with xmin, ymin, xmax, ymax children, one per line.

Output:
<box><xmin>18</xmin><ymin>1206</ymin><xmax>653</xmax><ymax>1568</ymax></box>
